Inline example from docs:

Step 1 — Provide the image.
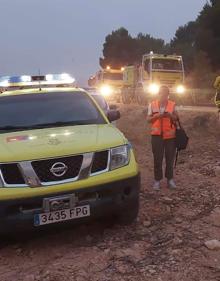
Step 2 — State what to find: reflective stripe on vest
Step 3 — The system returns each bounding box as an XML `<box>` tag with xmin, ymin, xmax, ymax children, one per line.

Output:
<box><xmin>150</xmin><ymin>100</ymin><xmax>176</xmax><ymax>139</ymax></box>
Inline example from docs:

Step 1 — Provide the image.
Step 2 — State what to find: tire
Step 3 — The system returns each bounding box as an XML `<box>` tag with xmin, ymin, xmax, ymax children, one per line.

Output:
<box><xmin>121</xmin><ymin>88</ymin><xmax>131</xmax><ymax>104</ymax></box>
<box><xmin>116</xmin><ymin>196</ymin><xmax>139</xmax><ymax>225</ymax></box>
<box><xmin>136</xmin><ymin>89</ymin><xmax>142</xmax><ymax>105</ymax></box>
<box><xmin>116</xmin><ymin>95</ymin><xmax>121</xmax><ymax>103</ymax></box>
<box><xmin>136</xmin><ymin>87</ymin><xmax>148</xmax><ymax>106</ymax></box>
<box><xmin>121</xmin><ymin>93</ymin><xmax>128</xmax><ymax>104</ymax></box>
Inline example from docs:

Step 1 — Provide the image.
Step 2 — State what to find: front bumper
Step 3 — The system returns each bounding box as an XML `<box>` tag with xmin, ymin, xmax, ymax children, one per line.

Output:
<box><xmin>0</xmin><ymin>174</ymin><xmax>140</xmax><ymax>233</ymax></box>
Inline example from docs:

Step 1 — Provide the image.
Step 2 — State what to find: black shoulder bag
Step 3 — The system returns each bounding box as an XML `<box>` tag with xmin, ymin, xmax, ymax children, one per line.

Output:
<box><xmin>175</xmin><ymin>119</ymin><xmax>189</xmax><ymax>167</ymax></box>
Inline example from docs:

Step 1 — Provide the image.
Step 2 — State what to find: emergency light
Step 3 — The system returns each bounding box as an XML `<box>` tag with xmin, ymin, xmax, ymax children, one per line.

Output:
<box><xmin>0</xmin><ymin>73</ymin><xmax>75</xmax><ymax>88</ymax></box>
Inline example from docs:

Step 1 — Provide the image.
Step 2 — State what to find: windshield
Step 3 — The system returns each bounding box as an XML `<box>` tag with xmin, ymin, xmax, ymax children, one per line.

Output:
<box><xmin>152</xmin><ymin>59</ymin><xmax>182</xmax><ymax>72</ymax></box>
<box><xmin>103</xmin><ymin>72</ymin><xmax>123</xmax><ymax>80</ymax></box>
<box><xmin>91</xmin><ymin>95</ymin><xmax>108</xmax><ymax>111</ymax></box>
<box><xmin>0</xmin><ymin>91</ymin><xmax>106</xmax><ymax>132</ymax></box>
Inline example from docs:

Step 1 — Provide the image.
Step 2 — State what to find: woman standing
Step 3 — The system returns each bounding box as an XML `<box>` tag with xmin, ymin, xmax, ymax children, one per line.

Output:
<box><xmin>147</xmin><ymin>86</ymin><xmax>178</xmax><ymax>190</ymax></box>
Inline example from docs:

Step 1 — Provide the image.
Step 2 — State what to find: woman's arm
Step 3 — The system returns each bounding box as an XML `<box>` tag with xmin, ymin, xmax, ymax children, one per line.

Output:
<box><xmin>163</xmin><ymin>104</ymin><xmax>179</xmax><ymax>122</ymax></box>
<box><xmin>147</xmin><ymin>113</ymin><xmax>162</xmax><ymax>123</ymax></box>
<box><xmin>147</xmin><ymin>104</ymin><xmax>163</xmax><ymax>123</ymax></box>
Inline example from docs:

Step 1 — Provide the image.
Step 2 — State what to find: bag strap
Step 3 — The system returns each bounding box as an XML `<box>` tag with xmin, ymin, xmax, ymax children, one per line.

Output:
<box><xmin>176</xmin><ymin>118</ymin><xmax>183</xmax><ymax>129</ymax></box>
<box><xmin>174</xmin><ymin>149</ymin><xmax>179</xmax><ymax>168</ymax></box>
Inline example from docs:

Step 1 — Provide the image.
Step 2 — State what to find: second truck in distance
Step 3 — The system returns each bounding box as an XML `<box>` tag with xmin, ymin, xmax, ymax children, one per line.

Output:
<box><xmin>88</xmin><ymin>67</ymin><xmax>124</xmax><ymax>102</ymax></box>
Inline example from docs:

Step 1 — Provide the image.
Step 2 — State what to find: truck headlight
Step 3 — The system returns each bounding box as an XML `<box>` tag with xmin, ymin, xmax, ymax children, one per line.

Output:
<box><xmin>110</xmin><ymin>145</ymin><xmax>130</xmax><ymax>170</ymax></box>
<box><xmin>100</xmin><ymin>85</ymin><xmax>113</xmax><ymax>97</ymax></box>
<box><xmin>176</xmin><ymin>85</ymin><xmax>185</xmax><ymax>94</ymax></box>
<box><xmin>148</xmin><ymin>83</ymin><xmax>160</xmax><ymax>95</ymax></box>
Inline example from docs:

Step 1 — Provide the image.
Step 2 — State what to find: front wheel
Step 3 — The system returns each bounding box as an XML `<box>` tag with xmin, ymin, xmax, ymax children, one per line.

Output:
<box><xmin>135</xmin><ymin>87</ymin><xmax>148</xmax><ymax>106</ymax></box>
<box><xmin>121</xmin><ymin>88</ymin><xmax>131</xmax><ymax>104</ymax></box>
<box><xmin>116</xmin><ymin>196</ymin><xmax>139</xmax><ymax>225</ymax></box>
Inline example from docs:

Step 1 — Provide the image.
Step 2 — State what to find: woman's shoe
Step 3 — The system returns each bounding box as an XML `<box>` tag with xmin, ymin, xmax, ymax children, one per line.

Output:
<box><xmin>168</xmin><ymin>179</ymin><xmax>177</xmax><ymax>189</ymax></box>
<box><xmin>153</xmin><ymin>181</ymin><xmax>160</xmax><ymax>191</ymax></box>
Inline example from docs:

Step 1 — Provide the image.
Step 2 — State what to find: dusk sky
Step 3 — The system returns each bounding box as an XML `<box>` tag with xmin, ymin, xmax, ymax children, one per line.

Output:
<box><xmin>0</xmin><ymin>0</ymin><xmax>206</xmax><ymax>85</ymax></box>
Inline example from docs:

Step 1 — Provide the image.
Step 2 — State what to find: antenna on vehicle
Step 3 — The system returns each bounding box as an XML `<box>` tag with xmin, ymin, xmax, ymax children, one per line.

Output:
<box><xmin>38</xmin><ymin>69</ymin><xmax>42</xmax><ymax>91</ymax></box>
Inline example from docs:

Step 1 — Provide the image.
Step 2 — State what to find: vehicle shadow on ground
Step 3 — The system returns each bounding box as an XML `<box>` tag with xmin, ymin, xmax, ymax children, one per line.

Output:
<box><xmin>0</xmin><ymin>218</ymin><xmax>117</xmax><ymax>250</ymax></box>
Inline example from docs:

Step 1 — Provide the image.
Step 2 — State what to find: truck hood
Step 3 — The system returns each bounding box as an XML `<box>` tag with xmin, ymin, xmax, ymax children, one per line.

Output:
<box><xmin>0</xmin><ymin>124</ymin><xmax>126</xmax><ymax>163</ymax></box>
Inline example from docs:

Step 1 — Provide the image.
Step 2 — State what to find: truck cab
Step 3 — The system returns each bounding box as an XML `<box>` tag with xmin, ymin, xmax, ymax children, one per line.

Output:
<box><xmin>89</xmin><ymin>67</ymin><xmax>124</xmax><ymax>102</ymax></box>
<box><xmin>122</xmin><ymin>53</ymin><xmax>185</xmax><ymax>105</ymax></box>
<box><xmin>142</xmin><ymin>53</ymin><xmax>185</xmax><ymax>95</ymax></box>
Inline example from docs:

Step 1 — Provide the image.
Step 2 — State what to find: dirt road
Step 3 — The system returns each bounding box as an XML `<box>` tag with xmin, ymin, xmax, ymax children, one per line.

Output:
<box><xmin>0</xmin><ymin>104</ymin><xmax>220</xmax><ymax>281</ymax></box>
<box><xmin>177</xmin><ymin>105</ymin><xmax>217</xmax><ymax>113</ymax></box>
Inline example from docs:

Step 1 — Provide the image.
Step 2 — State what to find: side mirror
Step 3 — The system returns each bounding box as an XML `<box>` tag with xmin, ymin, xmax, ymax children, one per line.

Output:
<box><xmin>109</xmin><ymin>104</ymin><xmax>117</xmax><ymax>110</ymax></box>
<box><xmin>107</xmin><ymin>110</ymin><xmax>120</xmax><ymax>122</ymax></box>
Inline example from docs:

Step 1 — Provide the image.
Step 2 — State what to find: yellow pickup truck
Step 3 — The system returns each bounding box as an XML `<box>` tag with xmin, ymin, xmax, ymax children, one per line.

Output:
<box><xmin>0</xmin><ymin>74</ymin><xmax>140</xmax><ymax>233</ymax></box>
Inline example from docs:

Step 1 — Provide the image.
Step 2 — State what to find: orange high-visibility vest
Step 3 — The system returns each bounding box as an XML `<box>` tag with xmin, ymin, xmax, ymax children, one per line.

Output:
<box><xmin>150</xmin><ymin>100</ymin><xmax>176</xmax><ymax>139</ymax></box>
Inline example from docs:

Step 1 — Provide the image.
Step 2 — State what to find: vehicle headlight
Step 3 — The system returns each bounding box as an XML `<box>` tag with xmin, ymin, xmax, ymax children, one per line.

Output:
<box><xmin>148</xmin><ymin>83</ymin><xmax>160</xmax><ymax>95</ymax></box>
<box><xmin>100</xmin><ymin>85</ymin><xmax>113</xmax><ymax>97</ymax></box>
<box><xmin>110</xmin><ymin>145</ymin><xmax>130</xmax><ymax>170</ymax></box>
<box><xmin>176</xmin><ymin>85</ymin><xmax>185</xmax><ymax>94</ymax></box>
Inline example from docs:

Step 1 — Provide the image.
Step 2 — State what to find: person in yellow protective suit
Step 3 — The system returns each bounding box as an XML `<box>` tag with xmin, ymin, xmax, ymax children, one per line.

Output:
<box><xmin>214</xmin><ymin>76</ymin><xmax>220</xmax><ymax>109</ymax></box>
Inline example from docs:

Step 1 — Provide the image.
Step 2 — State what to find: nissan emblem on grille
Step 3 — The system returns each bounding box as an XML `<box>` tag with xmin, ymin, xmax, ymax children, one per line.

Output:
<box><xmin>50</xmin><ymin>162</ymin><xmax>68</xmax><ymax>177</ymax></box>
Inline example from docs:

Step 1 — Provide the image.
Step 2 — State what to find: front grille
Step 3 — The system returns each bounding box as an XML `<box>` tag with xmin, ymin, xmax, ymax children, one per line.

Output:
<box><xmin>32</xmin><ymin>155</ymin><xmax>83</xmax><ymax>183</ymax></box>
<box><xmin>0</xmin><ymin>163</ymin><xmax>25</xmax><ymax>185</ymax></box>
<box><xmin>160</xmin><ymin>80</ymin><xmax>176</xmax><ymax>87</ymax></box>
<box><xmin>91</xmin><ymin>151</ymin><xmax>109</xmax><ymax>173</ymax></box>
<box><xmin>0</xmin><ymin>150</ymin><xmax>109</xmax><ymax>187</ymax></box>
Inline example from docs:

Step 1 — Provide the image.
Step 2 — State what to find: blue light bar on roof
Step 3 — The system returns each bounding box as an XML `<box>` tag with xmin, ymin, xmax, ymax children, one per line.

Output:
<box><xmin>0</xmin><ymin>73</ymin><xmax>75</xmax><ymax>88</ymax></box>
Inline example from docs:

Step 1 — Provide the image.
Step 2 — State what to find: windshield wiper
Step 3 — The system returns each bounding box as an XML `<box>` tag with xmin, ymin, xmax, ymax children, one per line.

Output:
<box><xmin>0</xmin><ymin>121</ymin><xmax>84</xmax><ymax>132</ymax></box>
<box><xmin>0</xmin><ymin>126</ymin><xmax>34</xmax><ymax>132</ymax></box>
<box><xmin>30</xmin><ymin>121</ymin><xmax>84</xmax><ymax>128</ymax></box>
<box><xmin>0</xmin><ymin>121</ymin><xmax>96</xmax><ymax>132</ymax></box>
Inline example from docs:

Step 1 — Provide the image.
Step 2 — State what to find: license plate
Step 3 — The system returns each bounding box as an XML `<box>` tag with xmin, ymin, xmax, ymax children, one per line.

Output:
<box><xmin>34</xmin><ymin>205</ymin><xmax>90</xmax><ymax>226</ymax></box>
